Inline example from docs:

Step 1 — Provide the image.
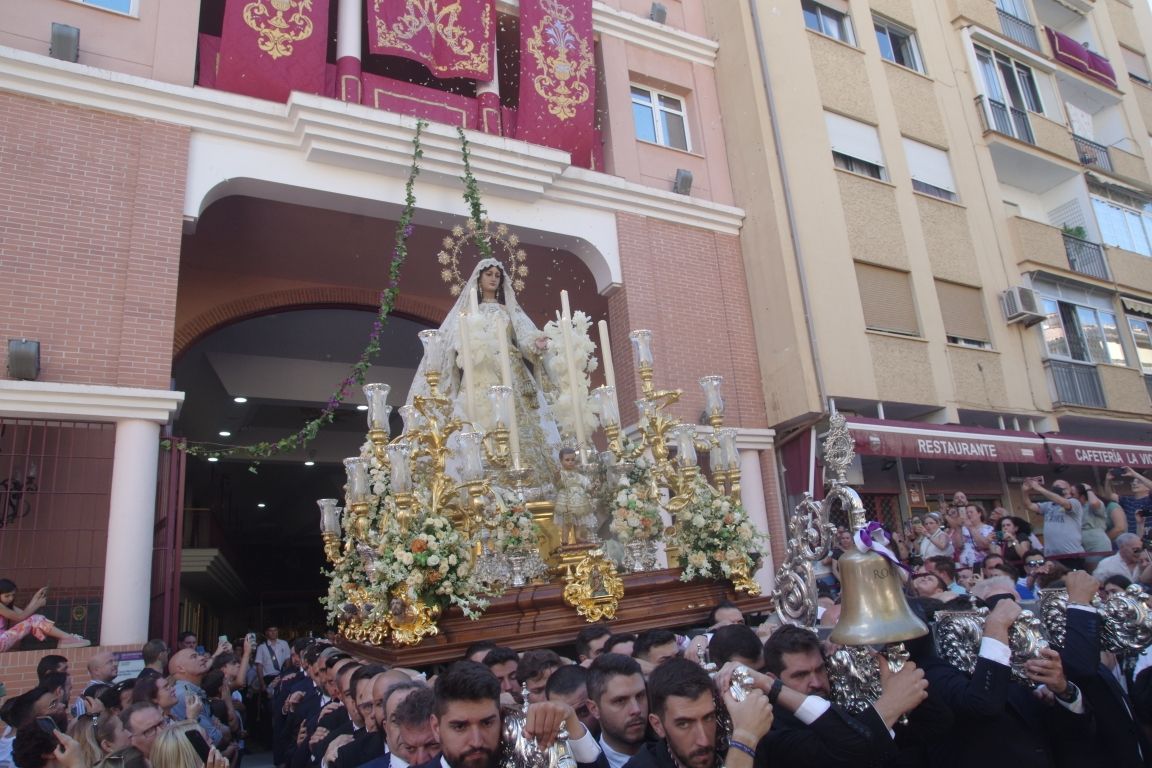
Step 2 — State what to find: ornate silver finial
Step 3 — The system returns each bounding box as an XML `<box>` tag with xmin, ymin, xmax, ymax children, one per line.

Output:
<box><xmin>822</xmin><ymin>405</ymin><xmax>855</xmax><ymax>485</ymax></box>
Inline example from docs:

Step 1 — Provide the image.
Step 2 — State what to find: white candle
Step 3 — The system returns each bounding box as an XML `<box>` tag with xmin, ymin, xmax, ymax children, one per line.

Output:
<box><xmin>459</xmin><ymin>311</ymin><xmax>478</xmax><ymax>426</ymax></box>
<box><xmin>496</xmin><ymin>314</ymin><xmax>521</xmax><ymax>468</ymax></box>
<box><xmin>469</xmin><ymin>284</ymin><xmax>479</xmax><ymax>316</ymax></box>
<box><xmin>559</xmin><ymin>291</ymin><xmax>587</xmax><ymax>450</ymax></box>
<box><xmin>598</xmin><ymin>320</ymin><xmax>616</xmax><ymax>390</ymax></box>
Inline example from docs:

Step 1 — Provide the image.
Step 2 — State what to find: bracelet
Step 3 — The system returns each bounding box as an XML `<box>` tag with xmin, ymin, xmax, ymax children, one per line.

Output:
<box><xmin>728</xmin><ymin>741</ymin><xmax>756</xmax><ymax>759</ymax></box>
<box><xmin>767</xmin><ymin>677</ymin><xmax>784</xmax><ymax>706</ymax></box>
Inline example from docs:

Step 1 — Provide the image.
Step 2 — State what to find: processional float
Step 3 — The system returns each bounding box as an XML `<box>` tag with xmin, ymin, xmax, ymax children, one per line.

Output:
<box><xmin>774</xmin><ymin>406</ymin><xmax>1152</xmax><ymax>711</ymax></box>
<box><xmin>317</xmin><ymin>233</ymin><xmax>766</xmax><ymax>647</ymax></box>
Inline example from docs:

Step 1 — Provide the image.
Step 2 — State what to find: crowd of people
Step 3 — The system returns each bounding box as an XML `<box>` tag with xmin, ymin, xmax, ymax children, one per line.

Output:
<box><xmin>4</xmin><ymin>469</ymin><xmax>1152</xmax><ymax>768</ymax></box>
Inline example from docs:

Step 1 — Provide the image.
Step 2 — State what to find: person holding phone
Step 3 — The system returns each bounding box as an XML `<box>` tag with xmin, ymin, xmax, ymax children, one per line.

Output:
<box><xmin>1104</xmin><ymin>467</ymin><xmax>1152</xmax><ymax>538</ymax></box>
<box><xmin>912</xmin><ymin>513</ymin><xmax>954</xmax><ymax>561</ymax></box>
<box><xmin>1022</xmin><ymin>478</ymin><xmax>1085</xmax><ymax>568</ymax></box>
<box><xmin>0</xmin><ymin>579</ymin><xmax>90</xmax><ymax>652</ymax></box>
<box><xmin>150</xmin><ymin>720</ymin><xmax>228</xmax><ymax>768</ymax></box>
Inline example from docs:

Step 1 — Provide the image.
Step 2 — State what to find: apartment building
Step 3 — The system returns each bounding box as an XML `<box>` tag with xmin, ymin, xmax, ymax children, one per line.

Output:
<box><xmin>0</xmin><ymin>0</ymin><xmax>781</xmax><ymax>643</ymax></box>
<box><xmin>708</xmin><ymin>0</ymin><xmax>1152</xmax><ymax>527</ymax></box>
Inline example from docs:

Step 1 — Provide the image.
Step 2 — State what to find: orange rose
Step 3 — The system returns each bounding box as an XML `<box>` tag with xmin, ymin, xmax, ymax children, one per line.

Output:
<box><xmin>411</xmin><ymin>539</ymin><xmax>428</xmax><ymax>553</ymax></box>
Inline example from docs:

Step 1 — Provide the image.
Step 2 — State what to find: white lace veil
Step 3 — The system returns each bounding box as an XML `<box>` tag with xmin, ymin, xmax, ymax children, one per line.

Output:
<box><xmin>405</xmin><ymin>257</ymin><xmax>528</xmax><ymax>417</ymax></box>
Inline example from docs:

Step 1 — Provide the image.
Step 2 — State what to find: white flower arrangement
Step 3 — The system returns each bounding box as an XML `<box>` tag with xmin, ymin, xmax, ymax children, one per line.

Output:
<box><xmin>542</xmin><ymin>311</ymin><xmax>599</xmax><ymax>440</ymax></box>
<box><xmin>668</xmin><ymin>475</ymin><xmax>766</xmax><ymax>584</ymax></box>
<box><xmin>489</xmin><ymin>486</ymin><xmax>541</xmax><ymax>552</ymax></box>
<box><xmin>608</xmin><ymin>454</ymin><xmax>664</xmax><ymax>544</ymax></box>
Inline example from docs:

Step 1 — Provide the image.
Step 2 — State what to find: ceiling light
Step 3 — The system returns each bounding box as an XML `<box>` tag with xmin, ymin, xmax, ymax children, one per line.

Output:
<box><xmin>233</xmin><ymin>396</ymin><xmax>248</xmax><ymax>403</ymax></box>
<box><xmin>218</xmin><ymin>430</ymin><xmax>232</xmax><ymax>437</ymax></box>
<box><xmin>257</xmin><ymin>503</ymin><xmax>266</xmax><ymax>509</ymax></box>
<box><xmin>304</xmin><ymin>460</ymin><xmax>315</xmax><ymax>467</ymax></box>
<box><xmin>356</xmin><ymin>404</ymin><xmax>368</xmax><ymax>411</ymax></box>
<box><xmin>207</xmin><ymin>456</ymin><xmax>219</xmax><ymax>463</ymax></box>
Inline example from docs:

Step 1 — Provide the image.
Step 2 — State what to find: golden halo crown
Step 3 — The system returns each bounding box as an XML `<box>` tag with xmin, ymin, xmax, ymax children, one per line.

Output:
<box><xmin>438</xmin><ymin>219</ymin><xmax>529</xmax><ymax>297</ymax></box>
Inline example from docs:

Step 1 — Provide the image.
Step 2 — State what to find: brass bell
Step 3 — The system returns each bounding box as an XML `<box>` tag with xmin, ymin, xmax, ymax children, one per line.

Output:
<box><xmin>829</xmin><ymin>547</ymin><xmax>928</xmax><ymax>646</ymax></box>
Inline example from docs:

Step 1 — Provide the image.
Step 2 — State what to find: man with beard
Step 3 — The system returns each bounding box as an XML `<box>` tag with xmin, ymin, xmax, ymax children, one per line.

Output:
<box><xmin>416</xmin><ymin>661</ymin><xmax>600</xmax><ymax>768</ymax></box>
<box><xmin>622</xmin><ymin>657</ymin><xmax>772</xmax><ymax>768</ymax></box>
<box><xmin>586</xmin><ymin>654</ymin><xmax>647</xmax><ymax>768</ymax></box>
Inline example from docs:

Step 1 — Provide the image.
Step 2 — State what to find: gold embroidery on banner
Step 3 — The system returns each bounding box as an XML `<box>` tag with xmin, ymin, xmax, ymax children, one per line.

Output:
<box><xmin>371</xmin><ymin>88</ymin><xmax>471</xmax><ymax>125</ymax></box>
<box><xmin>526</xmin><ymin>0</ymin><xmax>593</xmax><ymax>121</ymax></box>
<box><xmin>374</xmin><ymin>0</ymin><xmax>492</xmax><ymax>75</ymax></box>
<box><xmin>243</xmin><ymin>0</ymin><xmax>315</xmax><ymax>60</ymax></box>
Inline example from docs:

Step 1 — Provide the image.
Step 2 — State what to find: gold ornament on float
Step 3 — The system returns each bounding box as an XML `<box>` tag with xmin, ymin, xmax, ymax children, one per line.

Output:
<box><xmin>563</xmin><ymin>549</ymin><xmax>623</xmax><ymax>622</ymax></box>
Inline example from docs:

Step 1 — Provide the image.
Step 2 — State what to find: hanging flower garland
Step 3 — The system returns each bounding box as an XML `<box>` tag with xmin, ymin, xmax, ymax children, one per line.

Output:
<box><xmin>168</xmin><ymin>120</ymin><xmax>428</xmax><ymax>463</ymax></box>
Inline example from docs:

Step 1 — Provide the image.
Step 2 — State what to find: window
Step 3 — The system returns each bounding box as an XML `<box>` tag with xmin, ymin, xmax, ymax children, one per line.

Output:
<box><xmin>1122</xmin><ymin>46</ymin><xmax>1152</xmax><ymax>87</ymax></box>
<box><xmin>875</xmin><ymin>18</ymin><xmax>923</xmax><ymax>73</ymax></box>
<box><xmin>975</xmin><ymin>45</ymin><xmax>1043</xmax><ymax>114</ymax></box>
<box><xmin>826</xmin><ymin>112</ymin><xmax>887</xmax><ymax>180</ymax></box>
<box><xmin>936</xmin><ymin>282</ymin><xmax>991</xmax><ymax>348</ymax></box>
<box><xmin>803</xmin><ymin>0</ymin><xmax>855</xmax><ymax>45</ymax></box>
<box><xmin>1039</xmin><ymin>298</ymin><xmax>1127</xmax><ymax>366</ymax></box>
<box><xmin>995</xmin><ymin>0</ymin><xmax>1031</xmax><ymax>22</ymax></box>
<box><xmin>1091</xmin><ymin>185</ymin><xmax>1152</xmax><ymax>257</ymax></box>
<box><xmin>856</xmin><ymin>263</ymin><xmax>919</xmax><ymax>336</ymax></box>
<box><xmin>904</xmin><ymin>139</ymin><xmax>958</xmax><ymax>202</ymax></box>
<box><xmin>631</xmin><ymin>86</ymin><xmax>690</xmax><ymax>151</ymax></box>
<box><xmin>1128</xmin><ymin>316</ymin><xmax>1152</xmax><ymax>373</ymax></box>
<box><xmin>71</xmin><ymin>0</ymin><xmax>135</xmax><ymax>13</ymax></box>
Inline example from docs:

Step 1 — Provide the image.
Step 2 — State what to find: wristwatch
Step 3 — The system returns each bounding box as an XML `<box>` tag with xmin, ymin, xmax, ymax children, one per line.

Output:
<box><xmin>1054</xmin><ymin>682</ymin><xmax>1079</xmax><ymax>703</ymax></box>
<box><xmin>767</xmin><ymin>677</ymin><xmax>784</xmax><ymax>705</ymax></box>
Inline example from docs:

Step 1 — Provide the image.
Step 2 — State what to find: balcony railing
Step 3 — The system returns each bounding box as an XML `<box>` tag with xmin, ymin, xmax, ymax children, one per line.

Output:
<box><xmin>997</xmin><ymin>9</ymin><xmax>1040</xmax><ymax>51</ymax></box>
<box><xmin>1073</xmin><ymin>135</ymin><xmax>1113</xmax><ymax>171</ymax></box>
<box><xmin>1047</xmin><ymin>360</ymin><xmax>1106</xmax><ymax>408</ymax></box>
<box><xmin>1061</xmin><ymin>233</ymin><xmax>1111</xmax><ymax>280</ymax></box>
<box><xmin>976</xmin><ymin>96</ymin><xmax>1034</xmax><ymax>144</ymax></box>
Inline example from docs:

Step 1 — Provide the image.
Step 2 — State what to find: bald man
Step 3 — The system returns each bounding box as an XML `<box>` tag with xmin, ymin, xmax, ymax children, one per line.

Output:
<box><xmin>170</xmin><ymin>647</ymin><xmax>225</xmax><ymax>746</ymax></box>
<box><xmin>72</xmin><ymin>650</ymin><xmax>119</xmax><ymax>716</ymax></box>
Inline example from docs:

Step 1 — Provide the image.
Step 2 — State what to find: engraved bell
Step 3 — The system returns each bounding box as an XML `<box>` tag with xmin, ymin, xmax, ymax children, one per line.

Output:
<box><xmin>827</xmin><ymin>487</ymin><xmax>928</xmax><ymax>647</ymax></box>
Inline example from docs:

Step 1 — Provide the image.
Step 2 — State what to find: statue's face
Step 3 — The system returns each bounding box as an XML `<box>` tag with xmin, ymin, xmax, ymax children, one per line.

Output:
<box><xmin>480</xmin><ymin>267</ymin><xmax>502</xmax><ymax>296</ymax></box>
<box><xmin>561</xmin><ymin>452</ymin><xmax>577</xmax><ymax>470</ymax></box>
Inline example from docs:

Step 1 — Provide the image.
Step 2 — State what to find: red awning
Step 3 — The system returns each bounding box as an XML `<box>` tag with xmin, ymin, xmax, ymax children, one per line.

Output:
<box><xmin>844</xmin><ymin>417</ymin><xmax>1047</xmax><ymax>464</ymax></box>
<box><xmin>1043</xmin><ymin>434</ymin><xmax>1152</xmax><ymax>469</ymax></box>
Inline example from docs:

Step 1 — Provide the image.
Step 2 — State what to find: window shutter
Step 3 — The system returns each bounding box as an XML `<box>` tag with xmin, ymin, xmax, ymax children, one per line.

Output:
<box><xmin>1122</xmin><ymin>46</ymin><xmax>1151</xmax><ymax>82</ymax></box>
<box><xmin>902</xmin><ymin>139</ymin><xmax>956</xmax><ymax>193</ymax></box>
<box><xmin>855</xmin><ymin>263</ymin><xmax>919</xmax><ymax>335</ymax></box>
<box><xmin>934</xmin><ymin>281</ymin><xmax>991</xmax><ymax>342</ymax></box>
<box><xmin>825</xmin><ymin>112</ymin><xmax>885</xmax><ymax>167</ymax></box>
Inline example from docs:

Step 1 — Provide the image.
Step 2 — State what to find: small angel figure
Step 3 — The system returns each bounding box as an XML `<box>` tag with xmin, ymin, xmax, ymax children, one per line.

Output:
<box><xmin>554</xmin><ymin>448</ymin><xmax>596</xmax><ymax>545</ymax></box>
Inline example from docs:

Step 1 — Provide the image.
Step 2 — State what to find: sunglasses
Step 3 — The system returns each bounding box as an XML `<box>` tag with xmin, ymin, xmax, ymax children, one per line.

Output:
<box><xmin>1025</xmin><ymin>560</ymin><xmax>1046</xmax><ymax>568</ymax></box>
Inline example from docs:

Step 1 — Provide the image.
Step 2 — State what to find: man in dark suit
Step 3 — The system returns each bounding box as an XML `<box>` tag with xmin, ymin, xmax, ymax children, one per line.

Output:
<box><xmin>410</xmin><ymin>661</ymin><xmax>600</xmax><ymax>768</ymax></box>
<box><xmin>392</xmin><ymin>687</ymin><xmax>441</xmax><ymax>767</ymax></box>
<box><xmin>754</xmin><ymin>624</ymin><xmax>928</xmax><ymax>767</ymax></box>
<box><xmin>329</xmin><ymin>665</ymin><xmax>389</xmax><ymax>768</ymax></box>
<box><xmin>621</xmin><ymin>657</ymin><xmax>772</xmax><ymax>768</ymax></box>
<box><xmin>586</xmin><ymin>654</ymin><xmax>648</xmax><ymax>768</ymax></box>
<box><xmin>1062</xmin><ymin>569</ymin><xmax>1152</xmax><ymax>768</ymax></box>
<box><xmin>921</xmin><ymin>585</ymin><xmax>1090</xmax><ymax>768</ymax></box>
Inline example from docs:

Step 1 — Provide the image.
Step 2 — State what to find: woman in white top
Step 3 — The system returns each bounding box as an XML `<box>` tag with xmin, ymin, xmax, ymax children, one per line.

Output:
<box><xmin>914</xmin><ymin>512</ymin><xmax>954</xmax><ymax>560</ymax></box>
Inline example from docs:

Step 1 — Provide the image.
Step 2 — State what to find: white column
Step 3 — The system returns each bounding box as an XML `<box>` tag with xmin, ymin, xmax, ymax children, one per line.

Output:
<box><xmin>100</xmin><ymin>419</ymin><xmax>161</xmax><ymax>645</ymax></box>
<box><xmin>740</xmin><ymin>448</ymin><xmax>776</xmax><ymax>595</ymax></box>
<box><xmin>336</xmin><ymin>0</ymin><xmax>361</xmax><ymax>60</ymax></box>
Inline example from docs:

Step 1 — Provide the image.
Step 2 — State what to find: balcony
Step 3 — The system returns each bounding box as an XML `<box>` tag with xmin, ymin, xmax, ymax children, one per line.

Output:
<box><xmin>1062</xmin><ymin>232</ymin><xmax>1110</xmax><ymax>279</ymax></box>
<box><xmin>977</xmin><ymin>95</ymin><xmax>1034</xmax><ymax>144</ymax></box>
<box><xmin>1073</xmin><ymin>134</ymin><xmax>1112</xmax><ymax>171</ymax></box>
<box><xmin>1047</xmin><ymin>359</ymin><xmax>1106</xmax><ymax>408</ymax></box>
<box><xmin>1146</xmin><ymin>375</ymin><xmax>1152</xmax><ymax>404</ymax></box>
<box><xmin>997</xmin><ymin>9</ymin><xmax>1040</xmax><ymax>51</ymax></box>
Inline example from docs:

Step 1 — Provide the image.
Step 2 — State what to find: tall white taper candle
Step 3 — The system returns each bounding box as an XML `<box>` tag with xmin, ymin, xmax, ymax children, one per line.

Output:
<box><xmin>559</xmin><ymin>291</ymin><xmax>587</xmax><ymax>451</ymax></box>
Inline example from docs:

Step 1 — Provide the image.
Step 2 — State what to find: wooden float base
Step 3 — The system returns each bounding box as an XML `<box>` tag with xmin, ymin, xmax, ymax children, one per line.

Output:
<box><xmin>338</xmin><ymin>568</ymin><xmax>774</xmax><ymax>667</ymax></box>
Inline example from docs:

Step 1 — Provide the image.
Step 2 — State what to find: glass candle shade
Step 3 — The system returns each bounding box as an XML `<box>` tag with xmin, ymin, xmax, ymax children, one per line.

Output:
<box><xmin>487</xmin><ymin>385</ymin><xmax>513</xmax><ymax>429</ymax></box>
<box><xmin>458</xmin><ymin>431</ymin><xmax>485</xmax><ymax>482</ymax></box>
<box><xmin>699</xmin><ymin>376</ymin><xmax>724</xmax><ymax>418</ymax></box>
<box><xmin>629</xmin><ymin>330</ymin><xmax>654</xmax><ymax>367</ymax></box>
<box><xmin>317</xmin><ymin>498</ymin><xmax>341</xmax><ymax>534</ymax></box>
<box><xmin>718</xmin><ymin>428</ymin><xmax>740</xmax><ymax>471</ymax></box>
<box><xmin>363</xmin><ymin>383</ymin><xmax>392</xmax><ymax>431</ymax></box>
<box><xmin>593</xmin><ymin>386</ymin><xmax>620</xmax><ymax>428</ymax></box>
<box><xmin>387</xmin><ymin>441</ymin><xmax>413</xmax><ymax>494</ymax></box>
<box><xmin>673</xmin><ymin>425</ymin><xmax>698</xmax><ymax>468</ymax></box>
<box><xmin>343</xmin><ymin>458</ymin><xmax>370</xmax><ymax>504</ymax></box>
<box><xmin>399</xmin><ymin>405</ymin><xmax>420</xmax><ymax>434</ymax></box>
<box><xmin>418</xmin><ymin>329</ymin><xmax>445</xmax><ymax>371</ymax></box>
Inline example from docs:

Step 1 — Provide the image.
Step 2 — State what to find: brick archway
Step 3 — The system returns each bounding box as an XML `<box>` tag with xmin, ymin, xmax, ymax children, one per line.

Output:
<box><xmin>173</xmin><ymin>287</ymin><xmax>448</xmax><ymax>359</ymax></box>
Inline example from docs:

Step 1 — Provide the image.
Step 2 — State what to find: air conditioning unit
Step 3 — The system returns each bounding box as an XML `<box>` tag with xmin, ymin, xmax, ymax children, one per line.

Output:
<box><xmin>1001</xmin><ymin>286</ymin><xmax>1046</xmax><ymax>326</ymax></box>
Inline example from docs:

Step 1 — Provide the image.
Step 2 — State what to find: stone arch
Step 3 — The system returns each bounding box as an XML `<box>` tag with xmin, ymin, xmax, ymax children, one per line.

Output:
<box><xmin>173</xmin><ymin>287</ymin><xmax>448</xmax><ymax>359</ymax></box>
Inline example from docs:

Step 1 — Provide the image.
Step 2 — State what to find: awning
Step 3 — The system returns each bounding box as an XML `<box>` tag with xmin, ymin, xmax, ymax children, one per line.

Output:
<box><xmin>1043</xmin><ymin>433</ymin><xmax>1152</xmax><ymax>469</ymax></box>
<box><xmin>844</xmin><ymin>417</ymin><xmax>1047</xmax><ymax>464</ymax></box>
<box><xmin>1122</xmin><ymin>296</ymin><xmax>1152</xmax><ymax>317</ymax></box>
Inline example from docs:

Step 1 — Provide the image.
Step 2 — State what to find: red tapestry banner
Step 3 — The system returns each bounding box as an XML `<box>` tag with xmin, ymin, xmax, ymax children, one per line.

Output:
<box><xmin>216</xmin><ymin>0</ymin><xmax>330</xmax><ymax>103</ymax></box>
<box><xmin>368</xmin><ymin>0</ymin><xmax>494</xmax><ymax>81</ymax></box>
<box><xmin>516</xmin><ymin>0</ymin><xmax>596</xmax><ymax>168</ymax></box>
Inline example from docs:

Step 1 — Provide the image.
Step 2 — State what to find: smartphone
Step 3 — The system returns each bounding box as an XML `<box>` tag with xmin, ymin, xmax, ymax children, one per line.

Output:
<box><xmin>35</xmin><ymin>716</ymin><xmax>58</xmax><ymax>734</ymax></box>
<box><xmin>1112</xmin><ymin>468</ymin><xmax>1127</xmax><ymax>479</ymax></box>
<box><xmin>217</xmin><ymin>634</ymin><xmax>228</xmax><ymax>647</ymax></box>
<box><xmin>246</xmin><ymin>632</ymin><xmax>257</xmax><ymax>645</ymax></box>
<box><xmin>185</xmin><ymin>729</ymin><xmax>212</xmax><ymax>763</ymax></box>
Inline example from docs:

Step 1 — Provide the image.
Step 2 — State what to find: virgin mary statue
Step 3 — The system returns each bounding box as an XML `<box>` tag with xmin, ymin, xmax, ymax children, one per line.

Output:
<box><xmin>407</xmin><ymin>258</ymin><xmax>561</xmax><ymax>494</ymax></box>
